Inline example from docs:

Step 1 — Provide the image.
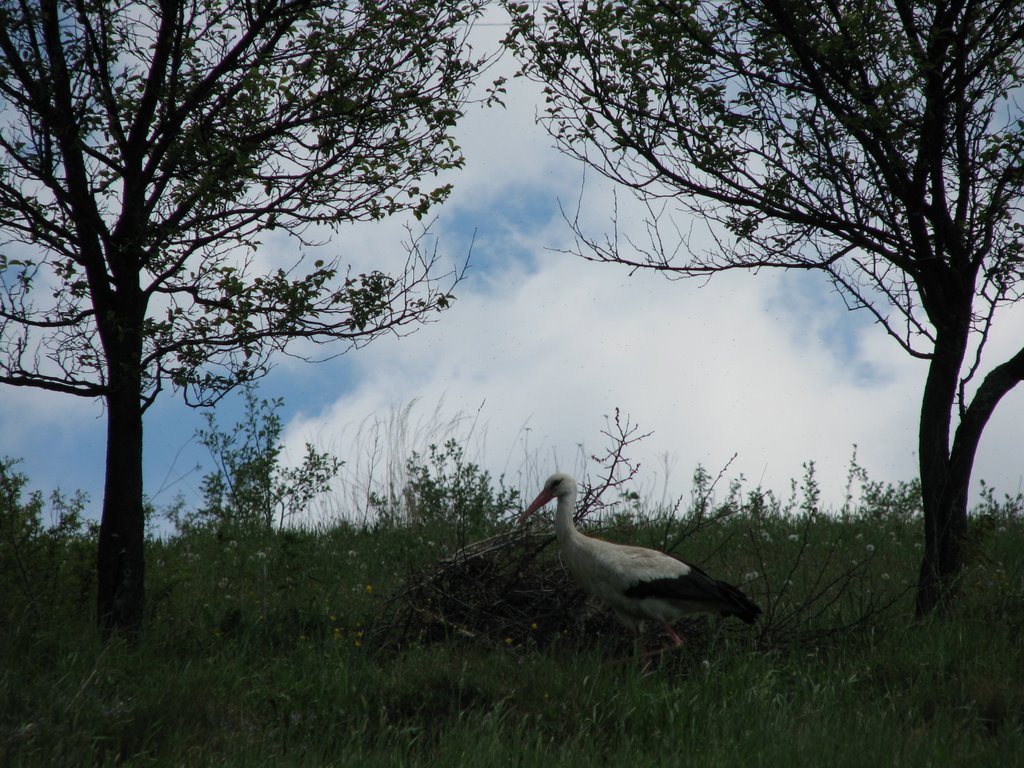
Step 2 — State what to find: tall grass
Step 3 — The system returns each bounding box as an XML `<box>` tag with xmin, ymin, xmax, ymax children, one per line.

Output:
<box><xmin>2</xmin><ymin>401</ymin><xmax>1023</xmax><ymax>767</ymax></box>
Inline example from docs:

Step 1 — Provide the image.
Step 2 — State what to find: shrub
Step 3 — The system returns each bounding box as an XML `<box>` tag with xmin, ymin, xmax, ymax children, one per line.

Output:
<box><xmin>169</xmin><ymin>386</ymin><xmax>340</xmax><ymax>535</ymax></box>
<box><xmin>0</xmin><ymin>457</ymin><xmax>94</xmax><ymax>631</ymax></box>
<box><xmin>371</xmin><ymin>439</ymin><xmax>520</xmax><ymax>535</ymax></box>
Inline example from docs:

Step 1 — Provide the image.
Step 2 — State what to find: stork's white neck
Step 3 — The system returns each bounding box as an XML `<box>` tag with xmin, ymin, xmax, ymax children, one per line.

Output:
<box><xmin>554</xmin><ymin>490</ymin><xmax>582</xmax><ymax>545</ymax></box>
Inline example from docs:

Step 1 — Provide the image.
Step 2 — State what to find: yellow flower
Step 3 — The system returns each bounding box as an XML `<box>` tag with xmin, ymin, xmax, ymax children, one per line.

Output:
<box><xmin>365</xmin><ymin>584</ymin><xmax>374</xmax><ymax>594</ymax></box>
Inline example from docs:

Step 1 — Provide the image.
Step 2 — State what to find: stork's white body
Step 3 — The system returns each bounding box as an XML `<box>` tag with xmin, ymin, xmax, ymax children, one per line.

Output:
<box><xmin>558</xmin><ymin>528</ymin><xmax>713</xmax><ymax>632</ymax></box>
<box><xmin>521</xmin><ymin>473</ymin><xmax>760</xmax><ymax>654</ymax></box>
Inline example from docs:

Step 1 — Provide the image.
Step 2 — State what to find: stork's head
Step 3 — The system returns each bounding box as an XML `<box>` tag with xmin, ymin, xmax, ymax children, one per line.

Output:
<box><xmin>518</xmin><ymin>473</ymin><xmax>577</xmax><ymax>525</ymax></box>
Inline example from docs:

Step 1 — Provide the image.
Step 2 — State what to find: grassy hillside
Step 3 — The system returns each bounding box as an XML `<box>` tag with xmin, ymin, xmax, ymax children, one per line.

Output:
<box><xmin>2</xmin><ymin>441</ymin><xmax>1022</xmax><ymax>766</ymax></box>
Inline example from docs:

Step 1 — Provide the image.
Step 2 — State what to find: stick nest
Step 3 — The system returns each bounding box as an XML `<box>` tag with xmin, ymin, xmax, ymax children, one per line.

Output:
<box><xmin>366</xmin><ymin>526</ymin><xmax>640</xmax><ymax>655</ymax></box>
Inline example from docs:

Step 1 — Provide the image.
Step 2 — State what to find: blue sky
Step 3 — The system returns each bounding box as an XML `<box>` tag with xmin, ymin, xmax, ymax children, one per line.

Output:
<box><xmin>2</xmin><ymin>13</ymin><xmax>1023</xmax><ymax>526</ymax></box>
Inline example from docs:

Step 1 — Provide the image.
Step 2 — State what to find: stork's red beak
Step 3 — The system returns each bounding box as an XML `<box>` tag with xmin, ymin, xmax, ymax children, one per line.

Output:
<box><xmin>518</xmin><ymin>489</ymin><xmax>555</xmax><ymax>525</ymax></box>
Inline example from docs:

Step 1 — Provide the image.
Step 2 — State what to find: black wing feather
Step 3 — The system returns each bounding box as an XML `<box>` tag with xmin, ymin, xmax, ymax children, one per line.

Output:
<box><xmin>623</xmin><ymin>564</ymin><xmax>761</xmax><ymax>624</ymax></box>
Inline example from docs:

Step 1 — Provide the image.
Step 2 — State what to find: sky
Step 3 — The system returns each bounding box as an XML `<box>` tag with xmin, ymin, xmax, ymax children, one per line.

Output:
<box><xmin>2</xmin><ymin>11</ymin><xmax>1022</xmax><ymax>528</ymax></box>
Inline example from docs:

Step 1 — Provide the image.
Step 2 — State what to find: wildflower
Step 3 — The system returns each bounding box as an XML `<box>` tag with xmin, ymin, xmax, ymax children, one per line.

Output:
<box><xmin>787</xmin><ymin>533</ymin><xmax>799</xmax><ymax>543</ymax></box>
<box><xmin>365</xmin><ymin>584</ymin><xmax>374</xmax><ymax>594</ymax></box>
<box><xmin>253</xmin><ymin>551</ymin><xmax>267</xmax><ymax>560</ymax></box>
<box><xmin>218</xmin><ymin>578</ymin><xmax>229</xmax><ymax>589</ymax></box>
<box><xmin>531</xmin><ymin>623</ymin><xmax>538</xmax><ymax>631</ymax></box>
<box><xmin>881</xmin><ymin>573</ymin><xmax>891</xmax><ymax>581</ymax></box>
<box><xmin>504</xmin><ymin>637</ymin><xmax>513</xmax><ymax>645</ymax></box>
<box><xmin>743</xmin><ymin>571</ymin><xmax>759</xmax><ymax>583</ymax></box>
<box><xmin>865</xmin><ymin>544</ymin><xmax>875</xmax><ymax>554</ymax></box>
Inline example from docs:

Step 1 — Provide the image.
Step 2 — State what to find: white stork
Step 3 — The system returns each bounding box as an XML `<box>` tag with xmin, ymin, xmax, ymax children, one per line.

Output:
<box><xmin>519</xmin><ymin>472</ymin><xmax>761</xmax><ymax>657</ymax></box>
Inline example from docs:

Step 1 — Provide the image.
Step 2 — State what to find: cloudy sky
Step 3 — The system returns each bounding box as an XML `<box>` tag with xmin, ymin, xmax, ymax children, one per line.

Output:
<box><xmin>2</xmin><ymin>12</ymin><xmax>1022</xmax><ymax>526</ymax></box>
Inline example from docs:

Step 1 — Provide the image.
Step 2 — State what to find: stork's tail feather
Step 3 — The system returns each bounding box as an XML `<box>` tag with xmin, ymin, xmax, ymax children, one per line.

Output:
<box><xmin>623</xmin><ymin>566</ymin><xmax>763</xmax><ymax>625</ymax></box>
<box><xmin>715</xmin><ymin>580</ymin><xmax>762</xmax><ymax>624</ymax></box>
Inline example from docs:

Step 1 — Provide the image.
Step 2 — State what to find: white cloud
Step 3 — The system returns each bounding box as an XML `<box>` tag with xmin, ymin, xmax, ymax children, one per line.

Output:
<box><xmin>282</xmin><ymin>218</ymin><xmax>944</xmax><ymax>523</ymax></box>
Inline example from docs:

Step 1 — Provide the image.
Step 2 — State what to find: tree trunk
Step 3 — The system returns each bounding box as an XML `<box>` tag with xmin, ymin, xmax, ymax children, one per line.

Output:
<box><xmin>96</xmin><ymin>380</ymin><xmax>146</xmax><ymax>638</ymax></box>
<box><xmin>95</xmin><ymin>301</ymin><xmax>147</xmax><ymax>638</ymax></box>
<box><xmin>915</xmin><ymin>328</ymin><xmax>1024</xmax><ymax>617</ymax></box>
<box><xmin>915</xmin><ymin>458</ymin><xmax>969</xmax><ymax>617</ymax></box>
<box><xmin>914</xmin><ymin>322</ymin><xmax>969</xmax><ymax>618</ymax></box>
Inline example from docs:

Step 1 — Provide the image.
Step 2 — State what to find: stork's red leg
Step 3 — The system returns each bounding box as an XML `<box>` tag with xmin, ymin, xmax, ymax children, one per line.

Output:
<box><xmin>661</xmin><ymin>621</ymin><xmax>685</xmax><ymax>647</ymax></box>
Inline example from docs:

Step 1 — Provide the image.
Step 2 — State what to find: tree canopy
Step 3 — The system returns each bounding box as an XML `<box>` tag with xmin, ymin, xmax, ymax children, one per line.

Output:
<box><xmin>505</xmin><ymin>0</ymin><xmax>1024</xmax><ymax>614</ymax></box>
<box><xmin>0</xmin><ymin>0</ymin><xmax>487</xmax><ymax>634</ymax></box>
<box><xmin>0</xmin><ymin>0</ymin><xmax>484</xmax><ymax>405</ymax></box>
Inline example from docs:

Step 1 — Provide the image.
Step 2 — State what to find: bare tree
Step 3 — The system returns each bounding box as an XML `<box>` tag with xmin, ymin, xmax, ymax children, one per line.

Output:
<box><xmin>0</xmin><ymin>0</ymin><xmax>487</xmax><ymax>636</ymax></box>
<box><xmin>504</xmin><ymin>0</ymin><xmax>1024</xmax><ymax>615</ymax></box>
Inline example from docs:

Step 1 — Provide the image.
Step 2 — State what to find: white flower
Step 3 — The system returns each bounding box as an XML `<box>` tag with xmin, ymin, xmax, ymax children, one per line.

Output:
<box><xmin>788</xmin><ymin>533</ymin><xmax>800</xmax><ymax>542</ymax></box>
<box><xmin>865</xmin><ymin>544</ymin><xmax>875</xmax><ymax>554</ymax></box>
<box><xmin>743</xmin><ymin>571</ymin><xmax>760</xmax><ymax>583</ymax></box>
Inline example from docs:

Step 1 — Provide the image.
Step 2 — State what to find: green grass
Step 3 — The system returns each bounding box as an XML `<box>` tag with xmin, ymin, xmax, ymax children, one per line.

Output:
<box><xmin>4</xmin><ymin>614</ymin><xmax>1022</xmax><ymax>766</ymax></box>
<box><xmin>3</xmin><ymin>472</ymin><xmax>1024</xmax><ymax>767</ymax></box>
